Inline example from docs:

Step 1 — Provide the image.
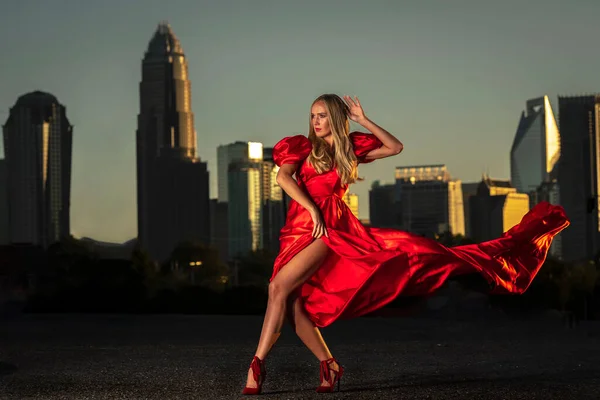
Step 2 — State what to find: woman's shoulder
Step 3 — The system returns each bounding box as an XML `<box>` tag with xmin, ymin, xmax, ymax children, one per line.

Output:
<box><xmin>274</xmin><ymin>134</ymin><xmax>311</xmax><ymax>148</ymax></box>
<box><xmin>272</xmin><ymin>135</ymin><xmax>312</xmax><ymax>167</ymax></box>
<box><xmin>348</xmin><ymin>131</ymin><xmax>383</xmax><ymax>163</ymax></box>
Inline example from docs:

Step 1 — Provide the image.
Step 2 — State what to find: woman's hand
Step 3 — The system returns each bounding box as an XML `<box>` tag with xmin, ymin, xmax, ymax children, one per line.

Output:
<box><xmin>343</xmin><ymin>96</ymin><xmax>404</xmax><ymax>159</ymax></box>
<box><xmin>309</xmin><ymin>207</ymin><xmax>329</xmax><ymax>239</ymax></box>
<box><xmin>343</xmin><ymin>95</ymin><xmax>367</xmax><ymax>124</ymax></box>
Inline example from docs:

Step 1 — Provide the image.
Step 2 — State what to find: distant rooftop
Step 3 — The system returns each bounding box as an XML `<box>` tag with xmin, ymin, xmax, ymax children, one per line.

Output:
<box><xmin>4</xmin><ymin>91</ymin><xmax>66</xmax><ymax>127</ymax></box>
<box><xmin>145</xmin><ymin>21</ymin><xmax>184</xmax><ymax>57</ymax></box>
<box><xmin>395</xmin><ymin>164</ymin><xmax>450</xmax><ymax>182</ymax></box>
<box><xmin>481</xmin><ymin>174</ymin><xmax>512</xmax><ymax>188</ymax></box>
<box><xmin>14</xmin><ymin>91</ymin><xmax>60</xmax><ymax>108</ymax></box>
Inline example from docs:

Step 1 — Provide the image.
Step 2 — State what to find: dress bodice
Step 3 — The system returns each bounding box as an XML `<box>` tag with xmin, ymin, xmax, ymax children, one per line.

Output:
<box><xmin>296</xmin><ymin>161</ymin><xmax>347</xmax><ymax>199</ymax></box>
<box><xmin>272</xmin><ymin>132</ymin><xmax>383</xmax><ymax>200</ymax></box>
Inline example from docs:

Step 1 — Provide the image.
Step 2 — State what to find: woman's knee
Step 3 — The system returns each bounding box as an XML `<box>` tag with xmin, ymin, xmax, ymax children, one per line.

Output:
<box><xmin>268</xmin><ymin>279</ymin><xmax>291</xmax><ymax>300</ymax></box>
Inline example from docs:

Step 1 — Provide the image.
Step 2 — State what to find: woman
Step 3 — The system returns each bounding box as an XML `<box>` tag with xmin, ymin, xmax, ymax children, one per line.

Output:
<box><xmin>242</xmin><ymin>94</ymin><xmax>569</xmax><ymax>395</ymax></box>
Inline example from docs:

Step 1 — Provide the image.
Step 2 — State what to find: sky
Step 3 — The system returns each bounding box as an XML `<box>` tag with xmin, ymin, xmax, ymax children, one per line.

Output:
<box><xmin>1</xmin><ymin>0</ymin><xmax>599</xmax><ymax>243</ymax></box>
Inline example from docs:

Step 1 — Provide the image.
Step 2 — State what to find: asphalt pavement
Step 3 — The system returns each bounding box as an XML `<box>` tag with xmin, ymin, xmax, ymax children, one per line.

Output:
<box><xmin>1</xmin><ymin>313</ymin><xmax>599</xmax><ymax>399</ymax></box>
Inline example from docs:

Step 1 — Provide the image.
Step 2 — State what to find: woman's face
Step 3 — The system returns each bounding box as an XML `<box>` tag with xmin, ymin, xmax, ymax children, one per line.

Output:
<box><xmin>311</xmin><ymin>101</ymin><xmax>331</xmax><ymax>139</ymax></box>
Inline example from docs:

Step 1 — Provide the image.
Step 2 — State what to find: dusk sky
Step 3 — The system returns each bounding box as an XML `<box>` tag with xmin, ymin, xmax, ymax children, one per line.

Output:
<box><xmin>1</xmin><ymin>0</ymin><xmax>599</xmax><ymax>243</ymax></box>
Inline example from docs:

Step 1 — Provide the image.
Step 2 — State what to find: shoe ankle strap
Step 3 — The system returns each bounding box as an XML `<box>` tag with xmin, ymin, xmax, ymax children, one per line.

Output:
<box><xmin>250</xmin><ymin>356</ymin><xmax>264</xmax><ymax>382</ymax></box>
<box><xmin>319</xmin><ymin>357</ymin><xmax>338</xmax><ymax>382</ymax></box>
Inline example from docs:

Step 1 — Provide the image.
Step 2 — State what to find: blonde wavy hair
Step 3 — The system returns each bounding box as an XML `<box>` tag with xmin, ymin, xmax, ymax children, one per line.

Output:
<box><xmin>307</xmin><ymin>94</ymin><xmax>360</xmax><ymax>185</ymax></box>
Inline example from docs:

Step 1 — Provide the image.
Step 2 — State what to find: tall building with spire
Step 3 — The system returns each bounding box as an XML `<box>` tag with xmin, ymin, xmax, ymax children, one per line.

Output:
<box><xmin>136</xmin><ymin>22</ymin><xmax>209</xmax><ymax>261</ymax></box>
<box><xmin>510</xmin><ymin>96</ymin><xmax>560</xmax><ymax>196</ymax></box>
<box><xmin>510</xmin><ymin>96</ymin><xmax>562</xmax><ymax>258</ymax></box>
<box><xmin>2</xmin><ymin>91</ymin><xmax>73</xmax><ymax>247</ymax></box>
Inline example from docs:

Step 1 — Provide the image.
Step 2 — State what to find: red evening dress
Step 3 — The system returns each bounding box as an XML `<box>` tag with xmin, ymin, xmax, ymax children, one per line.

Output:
<box><xmin>271</xmin><ymin>132</ymin><xmax>570</xmax><ymax>328</ymax></box>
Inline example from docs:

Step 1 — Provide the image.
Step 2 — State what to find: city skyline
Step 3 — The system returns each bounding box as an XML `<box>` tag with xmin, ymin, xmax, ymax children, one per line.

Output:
<box><xmin>1</xmin><ymin>0</ymin><xmax>599</xmax><ymax>242</ymax></box>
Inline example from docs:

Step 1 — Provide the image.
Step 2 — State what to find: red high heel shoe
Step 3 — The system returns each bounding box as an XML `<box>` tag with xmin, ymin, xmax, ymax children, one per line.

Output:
<box><xmin>242</xmin><ymin>356</ymin><xmax>266</xmax><ymax>395</ymax></box>
<box><xmin>316</xmin><ymin>357</ymin><xmax>344</xmax><ymax>393</ymax></box>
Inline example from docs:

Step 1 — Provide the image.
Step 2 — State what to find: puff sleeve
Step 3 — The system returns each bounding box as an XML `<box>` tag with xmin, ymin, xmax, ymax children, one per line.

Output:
<box><xmin>349</xmin><ymin>131</ymin><xmax>383</xmax><ymax>164</ymax></box>
<box><xmin>272</xmin><ymin>135</ymin><xmax>312</xmax><ymax>167</ymax></box>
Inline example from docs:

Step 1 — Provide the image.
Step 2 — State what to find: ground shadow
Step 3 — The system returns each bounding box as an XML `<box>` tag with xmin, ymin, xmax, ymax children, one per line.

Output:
<box><xmin>0</xmin><ymin>362</ymin><xmax>18</xmax><ymax>377</ymax></box>
<box><xmin>340</xmin><ymin>368</ymin><xmax>599</xmax><ymax>394</ymax></box>
<box><xmin>261</xmin><ymin>368</ymin><xmax>598</xmax><ymax>396</ymax></box>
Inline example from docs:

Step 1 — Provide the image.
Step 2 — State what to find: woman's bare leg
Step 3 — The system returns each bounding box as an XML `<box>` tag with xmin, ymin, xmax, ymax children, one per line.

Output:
<box><xmin>245</xmin><ymin>239</ymin><xmax>330</xmax><ymax>388</ymax></box>
<box><xmin>286</xmin><ymin>294</ymin><xmax>332</xmax><ymax>361</ymax></box>
<box><xmin>287</xmin><ymin>295</ymin><xmax>340</xmax><ymax>388</ymax></box>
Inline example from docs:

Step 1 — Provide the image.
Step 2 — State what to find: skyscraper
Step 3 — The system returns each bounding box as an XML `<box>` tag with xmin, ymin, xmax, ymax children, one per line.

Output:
<box><xmin>510</xmin><ymin>96</ymin><xmax>562</xmax><ymax>258</ymax></box>
<box><xmin>469</xmin><ymin>176</ymin><xmax>529</xmax><ymax>242</ymax></box>
<box><xmin>557</xmin><ymin>95</ymin><xmax>600</xmax><ymax>262</ymax></box>
<box><xmin>228</xmin><ymin>159</ymin><xmax>264</xmax><ymax>258</ymax></box>
<box><xmin>261</xmin><ymin>147</ymin><xmax>282</xmax><ymax>203</ymax></box>
<box><xmin>2</xmin><ymin>91</ymin><xmax>73</xmax><ymax>247</ymax></box>
<box><xmin>217</xmin><ymin>141</ymin><xmax>266</xmax><ymax>259</ymax></box>
<box><xmin>461</xmin><ymin>182</ymin><xmax>480</xmax><ymax>239</ymax></box>
<box><xmin>261</xmin><ymin>147</ymin><xmax>285</xmax><ymax>254</ymax></box>
<box><xmin>369</xmin><ymin>181</ymin><xmax>400</xmax><ymax>229</ymax></box>
<box><xmin>209</xmin><ymin>199</ymin><xmax>229</xmax><ymax>263</ymax></box>
<box><xmin>394</xmin><ymin>165</ymin><xmax>465</xmax><ymax>237</ymax></box>
<box><xmin>136</xmin><ymin>23</ymin><xmax>210</xmax><ymax>261</ymax></box>
<box><xmin>217</xmin><ymin>141</ymin><xmax>263</xmax><ymax>202</ymax></box>
<box><xmin>510</xmin><ymin>96</ymin><xmax>561</xmax><ymax>195</ymax></box>
<box><xmin>0</xmin><ymin>160</ymin><xmax>8</xmax><ymax>245</ymax></box>
<box><xmin>342</xmin><ymin>192</ymin><xmax>359</xmax><ymax>219</ymax></box>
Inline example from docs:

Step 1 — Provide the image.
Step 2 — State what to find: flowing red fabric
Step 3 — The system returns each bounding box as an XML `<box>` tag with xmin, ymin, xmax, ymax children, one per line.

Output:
<box><xmin>271</xmin><ymin>132</ymin><xmax>570</xmax><ymax>328</ymax></box>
